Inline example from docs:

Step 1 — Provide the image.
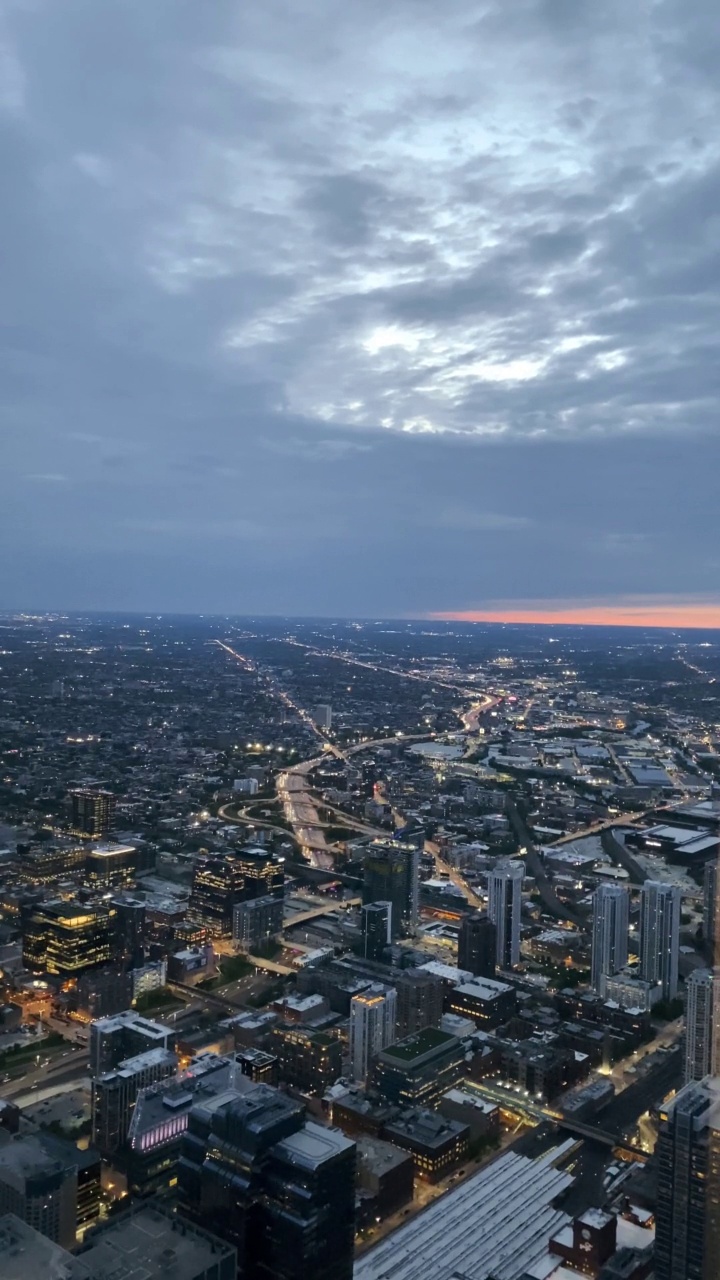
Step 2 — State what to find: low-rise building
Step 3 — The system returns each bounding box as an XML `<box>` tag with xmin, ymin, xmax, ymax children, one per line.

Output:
<box><xmin>382</xmin><ymin>1110</ymin><xmax>469</xmax><ymax>1183</ymax></box>
<box><xmin>372</xmin><ymin>1028</ymin><xmax>466</xmax><ymax>1110</ymax></box>
<box><xmin>447</xmin><ymin>976</ymin><xmax>517</xmax><ymax>1029</ymax></box>
<box><xmin>438</xmin><ymin>1088</ymin><xmax>500</xmax><ymax>1143</ymax></box>
<box><xmin>355</xmin><ymin>1135</ymin><xmax>414</xmax><ymax>1223</ymax></box>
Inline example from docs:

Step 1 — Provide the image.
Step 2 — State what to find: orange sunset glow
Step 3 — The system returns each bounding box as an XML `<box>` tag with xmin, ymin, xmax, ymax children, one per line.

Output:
<box><xmin>430</xmin><ymin>597</ymin><xmax>720</xmax><ymax>630</ymax></box>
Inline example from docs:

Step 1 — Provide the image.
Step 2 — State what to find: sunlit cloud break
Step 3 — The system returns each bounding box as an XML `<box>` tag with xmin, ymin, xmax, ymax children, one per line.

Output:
<box><xmin>430</xmin><ymin>596</ymin><xmax>720</xmax><ymax>630</ymax></box>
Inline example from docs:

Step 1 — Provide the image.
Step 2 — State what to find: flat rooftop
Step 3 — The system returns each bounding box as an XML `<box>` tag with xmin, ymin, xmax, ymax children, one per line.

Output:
<box><xmin>0</xmin><ymin>1215</ymin><xmax>91</xmax><ymax>1279</ymax></box>
<box><xmin>275</xmin><ymin>1120</ymin><xmax>354</xmax><ymax>1170</ymax></box>
<box><xmin>78</xmin><ymin>1206</ymin><xmax>235</xmax><ymax>1280</ymax></box>
<box><xmin>454</xmin><ymin>977</ymin><xmax>514</xmax><ymax>1000</ymax></box>
<box><xmin>0</xmin><ymin>1135</ymin><xmax>71</xmax><ymax>1182</ymax></box>
<box><xmin>380</xmin><ymin>1027</ymin><xmax>457</xmax><ymax>1063</ymax></box>
<box><xmin>354</xmin><ymin>1141</ymin><xmax>576</xmax><ymax>1280</ymax></box>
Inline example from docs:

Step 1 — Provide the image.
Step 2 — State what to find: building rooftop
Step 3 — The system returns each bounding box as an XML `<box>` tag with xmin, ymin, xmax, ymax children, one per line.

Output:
<box><xmin>384</xmin><ymin>1109</ymin><xmax>467</xmax><ymax>1149</ymax></box>
<box><xmin>0</xmin><ymin>1134</ymin><xmax>73</xmax><ymax>1186</ymax></box>
<box><xmin>454</xmin><ymin>976</ymin><xmax>514</xmax><ymax>1001</ymax></box>
<box><xmin>100</xmin><ymin>1046</ymin><xmax>176</xmax><ymax>1082</ymax></box>
<box><xmin>92</xmin><ymin>1010</ymin><xmax>168</xmax><ymax>1037</ymax></box>
<box><xmin>0</xmin><ymin>1215</ymin><xmax>91</xmax><ymax>1279</ymax></box>
<box><xmin>78</xmin><ymin>1205</ymin><xmax>236</xmax><ymax>1280</ymax></box>
<box><xmin>87</xmin><ymin>843</ymin><xmax>135</xmax><ymax>858</ymax></box>
<box><xmin>280</xmin><ymin>993</ymin><xmax>327</xmax><ymax>1013</ymax></box>
<box><xmin>354</xmin><ymin>1141</ymin><xmax>576</xmax><ymax>1280</ymax></box>
<box><xmin>441</xmin><ymin>1088</ymin><xmax>498</xmax><ymax>1115</ymax></box>
<box><xmin>418</xmin><ymin>961</ymin><xmax>474</xmax><ymax>985</ymax></box>
<box><xmin>356</xmin><ymin>1135</ymin><xmax>412</xmax><ymax>1174</ymax></box>
<box><xmin>380</xmin><ymin>1027</ymin><xmax>458</xmax><ymax>1063</ymax></box>
<box><xmin>275</xmin><ymin>1120</ymin><xmax>354</xmax><ymax>1170</ymax></box>
<box><xmin>129</xmin><ymin>1056</ymin><xmax>244</xmax><ymax>1140</ymax></box>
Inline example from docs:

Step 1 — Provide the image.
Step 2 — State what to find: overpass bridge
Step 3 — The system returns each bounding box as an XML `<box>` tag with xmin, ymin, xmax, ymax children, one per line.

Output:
<box><xmin>555</xmin><ymin>1116</ymin><xmax>648</xmax><ymax>1160</ymax></box>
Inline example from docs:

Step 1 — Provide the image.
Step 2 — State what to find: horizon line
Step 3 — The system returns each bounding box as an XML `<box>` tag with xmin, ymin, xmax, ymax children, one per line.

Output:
<box><xmin>430</xmin><ymin>599</ymin><xmax>720</xmax><ymax>630</ymax></box>
<box><xmin>2</xmin><ymin>602</ymin><xmax>720</xmax><ymax>632</ymax></box>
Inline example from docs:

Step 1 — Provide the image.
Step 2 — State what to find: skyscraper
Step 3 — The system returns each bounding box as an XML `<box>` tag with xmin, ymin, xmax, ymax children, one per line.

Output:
<box><xmin>360</xmin><ymin>901</ymin><xmax>392</xmax><ymax>961</ymax></box>
<box><xmin>487</xmin><ymin>860</ymin><xmax>524</xmax><ymax>969</ymax></box>
<box><xmin>188</xmin><ymin>853</ymin><xmax>246</xmax><ymax>938</ymax></box>
<box><xmin>69</xmin><ymin>788</ymin><xmax>115</xmax><ymax>839</ymax></box>
<box><xmin>178</xmin><ymin>1084</ymin><xmax>356</xmax><ymax>1280</ymax></box>
<box><xmin>362</xmin><ymin>841</ymin><xmax>419</xmax><ymax>939</ymax></box>
<box><xmin>234</xmin><ymin>845</ymin><xmax>285</xmax><ymax>901</ymax></box>
<box><xmin>591</xmin><ymin>884</ymin><xmax>629</xmax><ymax>995</ymax></box>
<box><xmin>685</xmin><ymin>970</ymin><xmax>715</xmax><ymax>1084</ymax></box>
<box><xmin>458</xmin><ymin>912</ymin><xmax>497</xmax><ymax>978</ymax></box>
<box><xmin>314</xmin><ymin>704</ymin><xmax>333</xmax><ymax>729</ymax></box>
<box><xmin>704</xmin><ymin>859</ymin><xmax>717</xmax><ymax>953</ymax></box>
<box><xmin>349</xmin><ymin>985</ymin><xmax>397</xmax><ymax>1082</ymax></box>
<box><xmin>655</xmin><ymin>1076</ymin><xmax>720</xmax><ymax>1280</ymax></box>
<box><xmin>640</xmin><ymin>880</ymin><xmax>681</xmax><ymax>1000</ymax></box>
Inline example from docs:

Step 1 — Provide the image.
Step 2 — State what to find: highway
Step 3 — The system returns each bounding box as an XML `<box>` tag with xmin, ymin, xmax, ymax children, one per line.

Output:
<box><xmin>2</xmin><ymin>1047</ymin><xmax>89</xmax><ymax>1101</ymax></box>
<box><xmin>506</xmin><ymin>799</ymin><xmax>588</xmax><ymax>929</ymax></box>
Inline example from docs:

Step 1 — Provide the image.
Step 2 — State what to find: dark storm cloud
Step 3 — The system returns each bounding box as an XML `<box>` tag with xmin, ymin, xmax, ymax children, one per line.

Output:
<box><xmin>0</xmin><ymin>0</ymin><xmax>718</xmax><ymax>615</ymax></box>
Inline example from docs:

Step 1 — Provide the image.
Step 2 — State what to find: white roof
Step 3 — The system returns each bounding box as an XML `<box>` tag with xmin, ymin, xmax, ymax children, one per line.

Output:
<box><xmin>354</xmin><ymin>1143</ymin><xmax>575</xmax><ymax>1280</ymax></box>
<box><xmin>454</xmin><ymin>977</ymin><xmax>515</xmax><ymax>1000</ymax></box>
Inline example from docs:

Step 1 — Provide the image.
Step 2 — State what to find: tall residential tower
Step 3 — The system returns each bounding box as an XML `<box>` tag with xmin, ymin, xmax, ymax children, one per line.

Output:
<box><xmin>640</xmin><ymin>880</ymin><xmax>681</xmax><ymax>1001</ymax></box>
<box><xmin>487</xmin><ymin>860</ymin><xmax>524</xmax><ymax>969</ymax></box>
<box><xmin>591</xmin><ymin>884</ymin><xmax>629</xmax><ymax>995</ymax></box>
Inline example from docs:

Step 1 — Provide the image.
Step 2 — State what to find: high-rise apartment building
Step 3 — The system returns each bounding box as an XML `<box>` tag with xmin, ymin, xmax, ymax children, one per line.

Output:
<box><xmin>685</xmin><ymin>970</ymin><xmax>715</xmax><ymax>1084</ymax></box>
<box><xmin>178</xmin><ymin>1084</ymin><xmax>356</xmax><ymax>1280</ymax></box>
<box><xmin>22</xmin><ymin>900</ymin><xmax>117</xmax><ymax>976</ymax></box>
<box><xmin>233</xmin><ymin>894</ymin><xmax>284</xmax><ymax>952</ymax></box>
<box><xmin>269</xmin><ymin>1027</ymin><xmax>342</xmax><ymax>1095</ymax></box>
<box><xmin>487</xmin><ymin>860</ymin><xmax>524</xmax><ymax>969</ymax></box>
<box><xmin>91</xmin><ymin>1047</ymin><xmax>177</xmax><ymax>1158</ymax></box>
<box><xmin>349</xmin><ymin>985</ymin><xmax>397</xmax><ymax>1082</ymax></box>
<box><xmin>704</xmin><ymin>859</ymin><xmax>717</xmax><ymax>953</ymax></box>
<box><xmin>314</xmin><ymin>704</ymin><xmax>333</xmax><ymax>729</ymax></box>
<box><xmin>655</xmin><ymin>1076</ymin><xmax>720</xmax><ymax>1280</ymax></box>
<box><xmin>69</xmin><ymin>788</ymin><xmax>115</xmax><ymax>839</ymax></box>
<box><xmin>395</xmin><ymin>969</ymin><xmax>443</xmax><ymax>1040</ymax></box>
<box><xmin>360</xmin><ymin>902</ymin><xmax>392</xmax><ymax>961</ymax></box>
<box><xmin>89</xmin><ymin>1010</ymin><xmax>170</xmax><ymax>1077</ymax></box>
<box><xmin>126</xmin><ymin>1055</ymin><xmax>246</xmax><ymax>1198</ymax></box>
<box><xmin>591</xmin><ymin>884</ymin><xmax>629</xmax><ymax>995</ymax></box>
<box><xmin>457</xmin><ymin>912</ymin><xmax>497</xmax><ymax>978</ymax></box>
<box><xmin>362</xmin><ymin>840</ymin><xmax>419</xmax><ymax>939</ymax></box>
<box><xmin>111</xmin><ymin>894</ymin><xmax>147</xmax><ymax>968</ymax></box>
<box><xmin>640</xmin><ymin>880</ymin><xmax>681</xmax><ymax>1000</ymax></box>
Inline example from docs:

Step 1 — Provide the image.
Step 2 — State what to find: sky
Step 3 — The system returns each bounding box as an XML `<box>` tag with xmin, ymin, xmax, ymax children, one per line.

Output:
<box><xmin>1</xmin><ymin>0</ymin><xmax>719</xmax><ymax>624</ymax></box>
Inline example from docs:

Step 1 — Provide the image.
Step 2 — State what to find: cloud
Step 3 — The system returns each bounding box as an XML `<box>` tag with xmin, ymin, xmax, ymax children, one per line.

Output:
<box><xmin>0</xmin><ymin>0</ymin><xmax>717</xmax><ymax>613</ymax></box>
<box><xmin>432</xmin><ymin>509</ymin><xmax>533</xmax><ymax>533</ymax></box>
